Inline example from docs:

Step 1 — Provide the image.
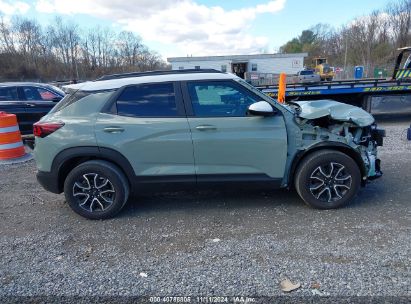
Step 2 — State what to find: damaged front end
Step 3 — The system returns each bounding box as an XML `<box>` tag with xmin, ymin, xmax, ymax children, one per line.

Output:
<box><xmin>291</xmin><ymin>100</ymin><xmax>385</xmax><ymax>182</ymax></box>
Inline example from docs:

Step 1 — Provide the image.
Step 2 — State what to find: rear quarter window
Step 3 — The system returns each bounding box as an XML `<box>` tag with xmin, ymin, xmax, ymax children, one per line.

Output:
<box><xmin>57</xmin><ymin>91</ymin><xmax>114</xmax><ymax>116</ymax></box>
<box><xmin>50</xmin><ymin>91</ymin><xmax>91</xmax><ymax>113</ymax></box>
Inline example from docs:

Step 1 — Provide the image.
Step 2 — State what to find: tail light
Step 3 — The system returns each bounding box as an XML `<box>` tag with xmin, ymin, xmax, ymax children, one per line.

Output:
<box><xmin>33</xmin><ymin>121</ymin><xmax>65</xmax><ymax>138</ymax></box>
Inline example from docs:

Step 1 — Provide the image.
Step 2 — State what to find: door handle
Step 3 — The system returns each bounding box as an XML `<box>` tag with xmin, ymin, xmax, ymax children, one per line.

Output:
<box><xmin>195</xmin><ymin>125</ymin><xmax>217</xmax><ymax>131</ymax></box>
<box><xmin>103</xmin><ymin>127</ymin><xmax>124</xmax><ymax>133</ymax></box>
<box><xmin>26</xmin><ymin>103</ymin><xmax>35</xmax><ymax>107</ymax></box>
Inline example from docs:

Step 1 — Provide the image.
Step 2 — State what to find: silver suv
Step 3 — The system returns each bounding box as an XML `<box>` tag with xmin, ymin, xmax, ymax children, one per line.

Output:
<box><xmin>34</xmin><ymin>69</ymin><xmax>384</xmax><ymax>219</ymax></box>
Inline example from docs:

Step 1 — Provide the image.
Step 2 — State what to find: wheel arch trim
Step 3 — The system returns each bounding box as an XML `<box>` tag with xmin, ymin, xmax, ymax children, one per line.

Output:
<box><xmin>52</xmin><ymin>146</ymin><xmax>135</xmax><ymax>193</ymax></box>
<box><xmin>288</xmin><ymin>141</ymin><xmax>367</xmax><ymax>187</ymax></box>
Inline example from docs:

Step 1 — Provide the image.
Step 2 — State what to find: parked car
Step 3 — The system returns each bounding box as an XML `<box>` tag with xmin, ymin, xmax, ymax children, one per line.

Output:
<box><xmin>0</xmin><ymin>82</ymin><xmax>64</xmax><ymax>135</ymax></box>
<box><xmin>33</xmin><ymin>69</ymin><xmax>384</xmax><ymax>219</ymax></box>
<box><xmin>296</xmin><ymin>69</ymin><xmax>321</xmax><ymax>84</ymax></box>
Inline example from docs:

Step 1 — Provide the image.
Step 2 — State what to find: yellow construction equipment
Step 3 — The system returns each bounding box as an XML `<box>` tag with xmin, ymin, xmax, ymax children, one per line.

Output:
<box><xmin>312</xmin><ymin>57</ymin><xmax>334</xmax><ymax>81</ymax></box>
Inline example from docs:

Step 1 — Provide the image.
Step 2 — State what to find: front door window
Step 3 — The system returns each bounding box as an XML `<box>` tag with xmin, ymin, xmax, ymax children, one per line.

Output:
<box><xmin>186</xmin><ymin>81</ymin><xmax>259</xmax><ymax>117</ymax></box>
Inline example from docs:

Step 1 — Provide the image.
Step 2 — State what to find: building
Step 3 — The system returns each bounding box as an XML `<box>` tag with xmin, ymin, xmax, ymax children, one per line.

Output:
<box><xmin>167</xmin><ymin>53</ymin><xmax>308</xmax><ymax>79</ymax></box>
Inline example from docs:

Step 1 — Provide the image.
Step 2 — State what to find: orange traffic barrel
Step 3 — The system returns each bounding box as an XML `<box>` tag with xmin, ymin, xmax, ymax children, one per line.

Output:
<box><xmin>0</xmin><ymin>112</ymin><xmax>25</xmax><ymax>160</ymax></box>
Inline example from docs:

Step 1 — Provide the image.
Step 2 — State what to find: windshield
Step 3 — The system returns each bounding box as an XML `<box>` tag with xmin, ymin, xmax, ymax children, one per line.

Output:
<box><xmin>322</xmin><ymin>64</ymin><xmax>331</xmax><ymax>73</ymax></box>
<box><xmin>403</xmin><ymin>54</ymin><xmax>411</xmax><ymax>69</ymax></box>
<box><xmin>300</xmin><ymin>70</ymin><xmax>314</xmax><ymax>75</ymax></box>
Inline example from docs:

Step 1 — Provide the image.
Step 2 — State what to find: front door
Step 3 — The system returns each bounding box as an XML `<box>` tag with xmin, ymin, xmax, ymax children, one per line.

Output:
<box><xmin>182</xmin><ymin>80</ymin><xmax>288</xmax><ymax>180</ymax></box>
<box><xmin>95</xmin><ymin>82</ymin><xmax>195</xmax><ymax>181</ymax></box>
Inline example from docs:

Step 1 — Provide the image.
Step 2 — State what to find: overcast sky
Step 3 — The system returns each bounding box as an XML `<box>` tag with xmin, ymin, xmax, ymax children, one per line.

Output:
<box><xmin>0</xmin><ymin>0</ymin><xmax>392</xmax><ymax>59</ymax></box>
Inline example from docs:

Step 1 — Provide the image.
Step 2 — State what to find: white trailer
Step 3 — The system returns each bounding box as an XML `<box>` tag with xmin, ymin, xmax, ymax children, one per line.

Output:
<box><xmin>167</xmin><ymin>53</ymin><xmax>307</xmax><ymax>79</ymax></box>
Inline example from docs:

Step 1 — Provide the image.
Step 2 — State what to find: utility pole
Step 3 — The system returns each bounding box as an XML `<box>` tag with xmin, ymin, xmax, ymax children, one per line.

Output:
<box><xmin>343</xmin><ymin>34</ymin><xmax>348</xmax><ymax>80</ymax></box>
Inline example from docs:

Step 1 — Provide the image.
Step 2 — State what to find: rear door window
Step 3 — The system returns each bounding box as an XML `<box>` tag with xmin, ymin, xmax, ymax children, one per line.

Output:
<box><xmin>115</xmin><ymin>83</ymin><xmax>178</xmax><ymax>117</ymax></box>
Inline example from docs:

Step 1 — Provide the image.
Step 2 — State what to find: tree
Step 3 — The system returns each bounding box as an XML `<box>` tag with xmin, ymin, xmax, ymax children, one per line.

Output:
<box><xmin>299</xmin><ymin>30</ymin><xmax>316</xmax><ymax>45</ymax></box>
<box><xmin>0</xmin><ymin>15</ymin><xmax>167</xmax><ymax>81</ymax></box>
<box><xmin>279</xmin><ymin>38</ymin><xmax>302</xmax><ymax>53</ymax></box>
<box><xmin>387</xmin><ymin>0</ymin><xmax>411</xmax><ymax>48</ymax></box>
<box><xmin>279</xmin><ymin>0</ymin><xmax>410</xmax><ymax>78</ymax></box>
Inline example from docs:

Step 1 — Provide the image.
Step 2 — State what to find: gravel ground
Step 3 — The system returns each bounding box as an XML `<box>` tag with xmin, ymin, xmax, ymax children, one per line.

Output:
<box><xmin>0</xmin><ymin>116</ymin><xmax>410</xmax><ymax>303</ymax></box>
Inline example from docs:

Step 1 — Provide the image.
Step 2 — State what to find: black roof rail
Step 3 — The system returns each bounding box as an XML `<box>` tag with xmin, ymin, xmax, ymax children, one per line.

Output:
<box><xmin>96</xmin><ymin>69</ymin><xmax>223</xmax><ymax>81</ymax></box>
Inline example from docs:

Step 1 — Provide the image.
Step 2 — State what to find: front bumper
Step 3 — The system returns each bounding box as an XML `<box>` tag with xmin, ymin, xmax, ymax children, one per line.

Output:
<box><xmin>365</xmin><ymin>124</ymin><xmax>384</xmax><ymax>180</ymax></box>
<box><xmin>36</xmin><ymin>170</ymin><xmax>62</xmax><ymax>194</ymax></box>
<box><xmin>368</xmin><ymin>158</ymin><xmax>383</xmax><ymax>180</ymax></box>
<box><xmin>371</xmin><ymin>126</ymin><xmax>386</xmax><ymax>146</ymax></box>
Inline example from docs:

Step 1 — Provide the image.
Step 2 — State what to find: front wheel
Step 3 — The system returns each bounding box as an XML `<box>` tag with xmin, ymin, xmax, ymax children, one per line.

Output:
<box><xmin>294</xmin><ymin>150</ymin><xmax>361</xmax><ymax>209</ymax></box>
<box><xmin>64</xmin><ymin>160</ymin><xmax>130</xmax><ymax>219</ymax></box>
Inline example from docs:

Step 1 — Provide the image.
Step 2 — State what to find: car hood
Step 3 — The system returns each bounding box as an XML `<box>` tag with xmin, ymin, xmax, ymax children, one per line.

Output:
<box><xmin>294</xmin><ymin>99</ymin><xmax>375</xmax><ymax>127</ymax></box>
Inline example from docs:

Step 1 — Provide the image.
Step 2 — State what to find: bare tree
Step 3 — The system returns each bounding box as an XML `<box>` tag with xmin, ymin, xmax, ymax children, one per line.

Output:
<box><xmin>280</xmin><ymin>0</ymin><xmax>411</xmax><ymax>79</ymax></box>
<box><xmin>387</xmin><ymin>0</ymin><xmax>411</xmax><ymax>48</ymax></box>
<box><xmin>0</xmin><ymin>15</ymin><xmax>17</xmax><ymax>54</ymax></box>
<box><xmin>0</xmin><ymin>15</ymin><xmax>168</xmax><ymax>81</ymax></box>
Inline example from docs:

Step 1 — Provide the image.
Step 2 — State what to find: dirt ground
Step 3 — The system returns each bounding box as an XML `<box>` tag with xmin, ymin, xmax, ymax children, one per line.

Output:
<box><xmin>0</xmin><ymin>115</ymin><xmax>410</xmax><ymax>303</ymax></box>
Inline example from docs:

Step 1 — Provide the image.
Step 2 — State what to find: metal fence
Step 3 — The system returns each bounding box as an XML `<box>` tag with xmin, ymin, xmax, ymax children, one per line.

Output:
<box><xmin>245</xmin><ymin>72</ymin><xmax>297</xmax><ymax>86</ymax></box>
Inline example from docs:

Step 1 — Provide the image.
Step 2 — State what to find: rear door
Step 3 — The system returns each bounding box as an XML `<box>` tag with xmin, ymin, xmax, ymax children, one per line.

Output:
<box><xmin>95</xmin><ymin>82</ymin><xmax>195</xmax><ymax>181</ymax></box>
<box><xmin>21</xmin><ymin>86</ymin><xmax>61</xmax><ymax>127</ymax></box>
<box><xmin>0</xmin><ymin>86</ymin><xmax>28</xmax><ymax>133</ymax></box>
<box><xmin>182</xmin><ymin>79</ymin><xmax>288</xmax><ymax>181</ymax></box>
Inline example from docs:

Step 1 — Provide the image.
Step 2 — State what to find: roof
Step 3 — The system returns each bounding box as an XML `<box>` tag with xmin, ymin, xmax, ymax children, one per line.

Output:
<box><xmin>97</xmin><ymin>69</ymin><xmax>223</xmax><ymax>81</ymax></box>
<box><xmin>0</xmin><ymin>82</ymin><xmax>52</xmax><ymax>87</ymax></box>
<box><xmin>0</xmin><ymin>82</ymin><xmax>65</xmax><ymax>96</ymax></box>
<box><xmin>64</xmin><ymin>72</ymin><xmax>239</xmax><ymax>92</ymax></box>
<box><xmin>167</xmin><ymin>53</ymin><xmax>308</xmax><ymax>63</ymax></box>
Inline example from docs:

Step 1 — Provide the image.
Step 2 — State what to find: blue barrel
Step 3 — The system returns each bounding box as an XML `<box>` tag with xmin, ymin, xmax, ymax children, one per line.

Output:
<box><xmin>354</xmin><ymin>66</ymin><xmax>364</xmax><ymax>79</ymax></box>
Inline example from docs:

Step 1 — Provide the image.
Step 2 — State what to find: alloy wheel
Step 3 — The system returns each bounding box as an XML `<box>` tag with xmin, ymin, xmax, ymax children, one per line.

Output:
<box><xmin>72</xmin><ymin>173</ymin><xmax>115</xmax><ymax>212</ymax></box>
<box><xmin>309</xmin><ymin>162</ymin><xmax>352</xmax><ymax>203</ymax></box>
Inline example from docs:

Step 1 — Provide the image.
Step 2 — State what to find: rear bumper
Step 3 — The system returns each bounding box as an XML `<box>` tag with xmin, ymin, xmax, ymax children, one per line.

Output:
<box><xmin>36</xmin><ymin>170</ymin><xmax>61</xmax><ymax>194</ymax></box>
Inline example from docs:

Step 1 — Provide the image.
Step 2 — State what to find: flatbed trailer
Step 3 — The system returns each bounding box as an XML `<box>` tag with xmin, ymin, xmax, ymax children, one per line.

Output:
<box><xmin>256</xmin><ymin>78</ymin><xmax>411</xmax><ymax>114</ymax></box>
<box><xmin>256</xmin><ymin>47</ymin><xmax>411</xmax><ymax>115</ymax></box>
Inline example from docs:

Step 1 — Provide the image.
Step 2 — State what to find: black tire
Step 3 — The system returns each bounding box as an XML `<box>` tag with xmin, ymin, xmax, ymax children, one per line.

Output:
<box><xmin>64</xmin><ymin>160</ymin><xmax>130</xmax><ymax>219</ymax></box>
<box><xmin>294</xmin><ymin>150</ymin><xmax>361</xmax><ymax>209</ymax></box>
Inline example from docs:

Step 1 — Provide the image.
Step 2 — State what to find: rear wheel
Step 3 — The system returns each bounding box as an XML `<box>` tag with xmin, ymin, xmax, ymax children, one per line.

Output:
<box><xmin>64</xmin><ymin>160</ymin><xmax>129</xmax><ymax>219</ymax></box>
<box><xmin>295</xmin><ymin>150</ymin><xmax>361</xmax><ymax>209</ymax></box>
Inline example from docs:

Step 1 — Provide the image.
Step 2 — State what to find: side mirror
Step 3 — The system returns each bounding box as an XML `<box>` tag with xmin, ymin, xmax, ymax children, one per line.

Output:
<box><xmin>51</xmin><ymin>96</ymin><xmax>62</xmax><ymax>102</ymax></box>
<box><xmin>247</xmin><ymin>101</ymin><xmax>276</xmax><ymax>117</ymax></box>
